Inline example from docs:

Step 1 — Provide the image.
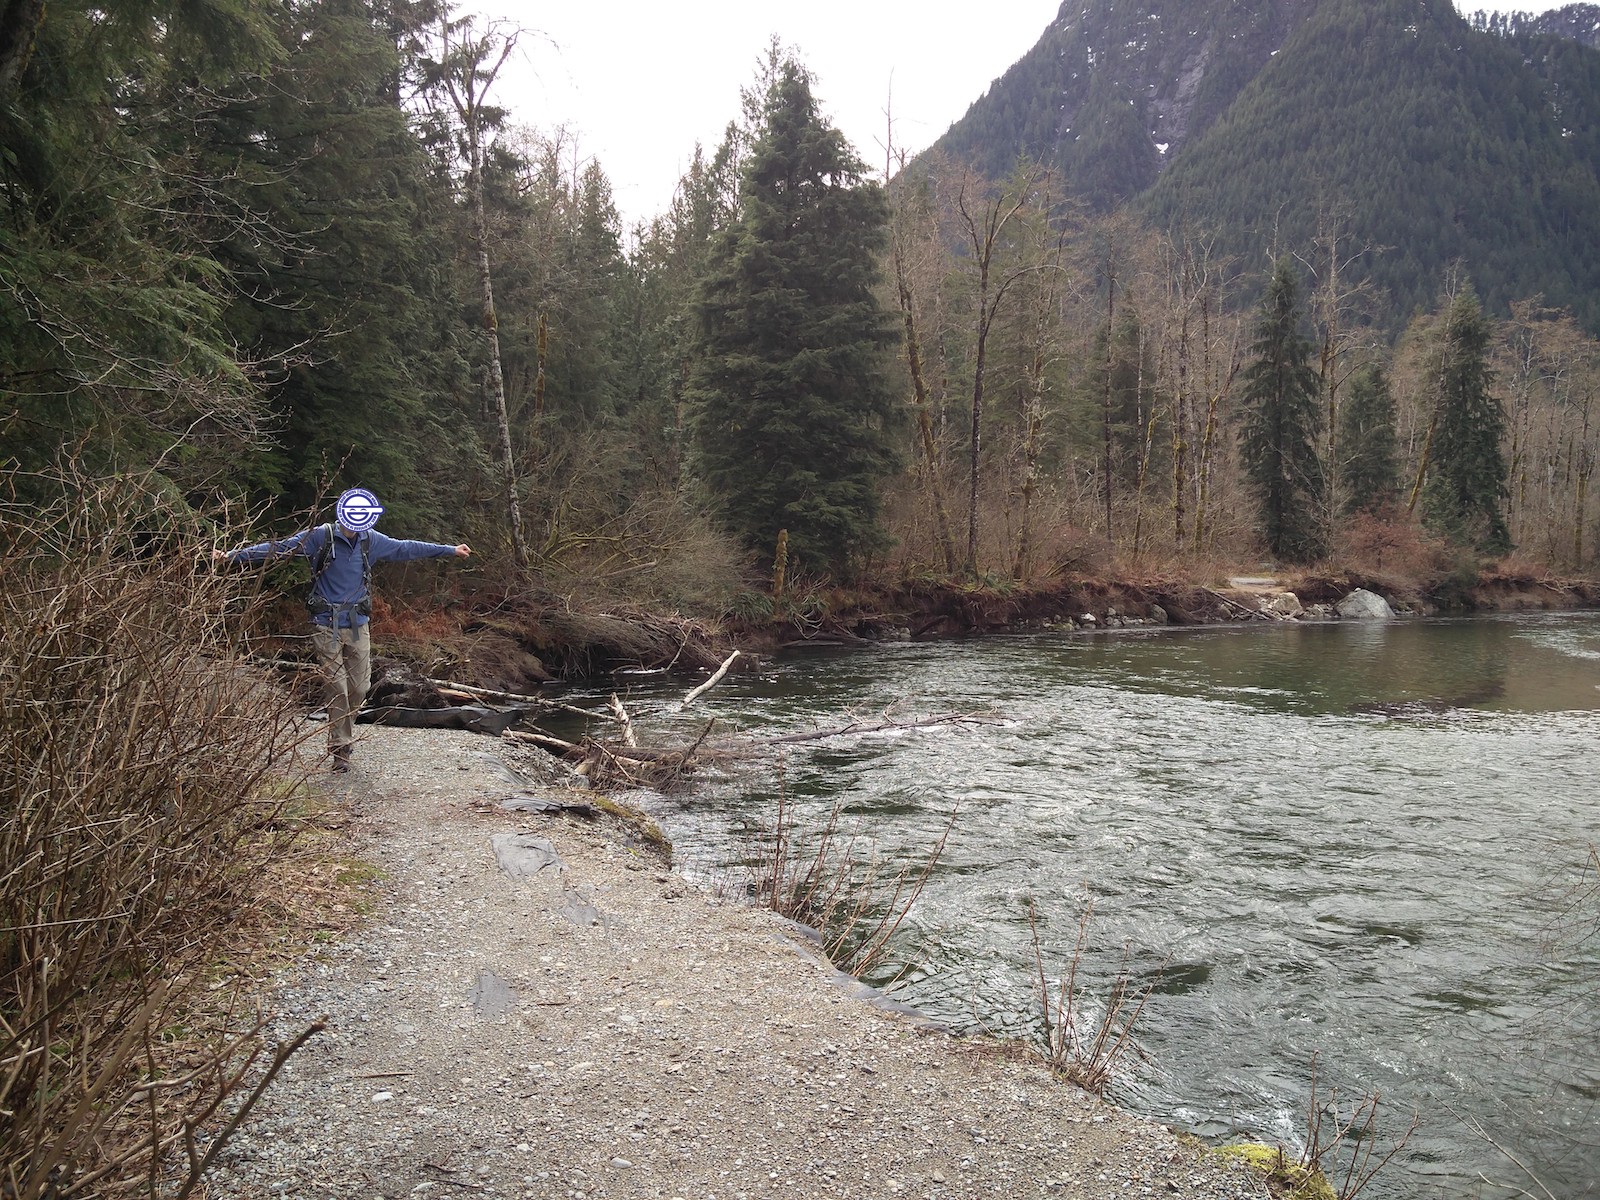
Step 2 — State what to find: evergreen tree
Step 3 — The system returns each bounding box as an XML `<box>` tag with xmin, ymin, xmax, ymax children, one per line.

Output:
<box><xmin>1423</xmin><ymin>289</ymin><xmax>1510</xmax><ymax>552</ymax></box>
<box><xmin>212</xmin><ymin>0</ymin><xmax>474</xmax><ymax>533</ymax></box>
<box><xmin>1337</xmin><ymin>363</ymin><xmax>1399</xmax><ymax>514</ymax></box>
<box><xmin>621</xmin><ymin>147</ymin><xmax>734</xmax><ymax>497</ymax></box>
<box><xmin>686</xmin><ymin>59</ymin><xmax>899</xmax><ymax>575</ymax></box>
<box><xmin>1240</xmin><ymin>259</ymin><xmax>1326</xmax><ymax>562</ymax></box>
<box><xmin>0</xmin><ymin>0</ymin><xmax>281</xmax><ymax>490</ymax></box>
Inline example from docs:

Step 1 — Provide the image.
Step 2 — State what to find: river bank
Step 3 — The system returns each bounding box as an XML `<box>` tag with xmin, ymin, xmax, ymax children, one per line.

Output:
<box><xmin>391</xmin><ymin>565</ymin><xmax>1600</xmax><ymax>696</ymax></box>
<box><xmin>207</xmin><ymin>723</ymin><xmax>1270</xmax><ymax>1200</ymax></box>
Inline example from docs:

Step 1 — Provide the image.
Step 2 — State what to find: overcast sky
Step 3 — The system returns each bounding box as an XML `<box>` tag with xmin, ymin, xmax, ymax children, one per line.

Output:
<box><xmin>484</xmin><ymin>1</ymin><xmax>1580</xmax><ymax>232</ymax></box>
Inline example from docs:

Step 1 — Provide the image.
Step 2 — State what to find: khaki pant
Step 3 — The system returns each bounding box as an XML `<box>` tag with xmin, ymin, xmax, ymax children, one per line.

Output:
<box><xmin>311</xmin><ymin>622</ymin><xmax>371</xmax><ymax>752</ymax></box>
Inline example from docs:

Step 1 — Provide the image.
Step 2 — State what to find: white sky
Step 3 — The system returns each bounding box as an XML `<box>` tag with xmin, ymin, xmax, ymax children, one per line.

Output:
<box><xmin>483</xmin><ymin>1</ymin><xmax>1580</xmax><ymax>232</ymax></box>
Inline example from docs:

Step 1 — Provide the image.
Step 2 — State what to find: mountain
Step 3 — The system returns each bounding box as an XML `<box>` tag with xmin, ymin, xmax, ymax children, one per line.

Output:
<box><xmin>936</xmin><ymin>0</ymin><xmax>1317</xmax><ymax>210</ymax></box>
<box><xmin>929</xmin><ymin>0</ymin><xmax>1600</xmax><ymax>328</ymax></box>
<box><xmin>1471</xmin><ymin>3</ymin><xmax>1600</xmax><ymax>50</ymax></box>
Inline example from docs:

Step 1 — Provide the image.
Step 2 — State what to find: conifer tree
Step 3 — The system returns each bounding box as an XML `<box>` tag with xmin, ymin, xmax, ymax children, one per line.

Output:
<box><xmin>1337</xmin><ymin>363</ymin><xmax>1399</xmax><ymax>514</ymax></box>
<box><xmin>687</xmin><ymin>58</ymin><xmax>899</xmax><ymax>576</ymax></box>
<box><xmin>213</xmin><ymin>0</ymin><xmax>473</xmax><ymax>532</ymax></box>
<box><xmin>0</xmin><ymin>0</ymin><xmax>281</xmax><ymax>489</ymax></box>
<box><xmin>1240</xmin><ymin>259</ymin><xmax>1326</xmax><ymax>562</ymax></box>
<box><xmin>1423</xmin><ymin>289</ymin><xmax>1510</xmax><ymax>553</ymax></box>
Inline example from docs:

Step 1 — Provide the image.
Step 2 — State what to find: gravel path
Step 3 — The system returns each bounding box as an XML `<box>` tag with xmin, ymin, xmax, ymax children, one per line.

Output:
<box><xmin>206</xmin><ymin>724</ymin><xmax>1268</xmax><ymax>1200</ymax></box>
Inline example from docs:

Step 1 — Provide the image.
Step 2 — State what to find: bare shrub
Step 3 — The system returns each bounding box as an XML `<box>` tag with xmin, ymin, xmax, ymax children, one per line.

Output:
<box><xmin>1295</xmin><ymin>1054</ymin><xmax>1417</xmax><ymax>1200</ymax></box>
<box><xmin>1223</xmin><ymin>1055</ymin><xmax>1417</xmax><ymax>1200</ymax></box>
<box><xmin>1026</xmin><ymin>899</ymin><xmax>1157</xmax><ymax>1094</ymax></box>
<box><xmin>1025</xmin><ymin>522</ymin><xmax>1112</xmax><ymax>580</ymax></box>
<box><xmin>1331</xmin><ymin>505</ymin><xmax>1450</xmax><ymax>585</ymax></box>
<box><xmin>748</xmin><ymin>762</ymin><xmax>952</xmax><ymax>980</ymax></box>
<box><xmin>535</xmin><ymin>490</ymin><xmax>750</xmax><ymax>614</ymax></box>
<box><xmin>1557</xmin><ymin>843</ymin><xmax>1600</xmax><ymax>967</ymax></box>
<box><xmin>0</xmin><ymin>469</ymin><xmax>315</xmax><ymax>1197</ymax></box>
<box><xmin>1487</xmin><ymin>549</ymin><xmax>1567</xmax><ymax>584</ymax></box>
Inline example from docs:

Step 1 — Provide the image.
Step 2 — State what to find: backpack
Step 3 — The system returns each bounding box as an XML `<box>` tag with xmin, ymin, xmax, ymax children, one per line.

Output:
<box><xmin>306</xmin><ymin>524</ymin><xmax>372</xmax><ymax>618</ymax></box>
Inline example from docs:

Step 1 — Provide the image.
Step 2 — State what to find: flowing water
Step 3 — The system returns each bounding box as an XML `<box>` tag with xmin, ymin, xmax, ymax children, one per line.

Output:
<box><xmin>562</xmin><ymin>613</ymin><xmax>1600</xmax><ymax>1198</ymax></box>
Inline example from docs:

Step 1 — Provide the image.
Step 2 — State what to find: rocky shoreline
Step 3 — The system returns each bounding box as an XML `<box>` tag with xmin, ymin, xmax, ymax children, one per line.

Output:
<box><xmin>207</xmin><ymin>724</ymin><xmax>1271</xmax><ymax>1200</ymax></box>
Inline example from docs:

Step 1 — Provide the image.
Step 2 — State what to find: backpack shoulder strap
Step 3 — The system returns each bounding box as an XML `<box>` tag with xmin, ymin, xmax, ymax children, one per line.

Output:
<box><xmin>311</xmin><ymin>523</ymin><xmax>334</xmax><ymax>580</ymax></box>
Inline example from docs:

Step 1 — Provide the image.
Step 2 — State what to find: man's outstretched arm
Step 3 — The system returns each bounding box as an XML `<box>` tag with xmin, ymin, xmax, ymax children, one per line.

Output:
<box><xmin>212</xmin><ymin>527</ymin><xmax>318</xmax><ymax>565</ymax></box>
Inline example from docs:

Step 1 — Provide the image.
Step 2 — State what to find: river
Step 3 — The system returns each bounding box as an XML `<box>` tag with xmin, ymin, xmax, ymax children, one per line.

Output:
<box><xmin>564</xmin><ymin>612</ymin><xmax>1600</xmax><ymax>1199</ymax></box>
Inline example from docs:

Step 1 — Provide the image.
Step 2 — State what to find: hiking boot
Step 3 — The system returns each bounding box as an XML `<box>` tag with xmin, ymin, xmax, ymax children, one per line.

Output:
<box><xmin>331</xmin><ymin>744</ymin><xmax>353</xmax><ymax>773</ymax></box>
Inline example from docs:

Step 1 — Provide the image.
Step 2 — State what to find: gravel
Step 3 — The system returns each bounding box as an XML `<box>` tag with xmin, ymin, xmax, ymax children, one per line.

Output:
<box><xmin>205</xmin><ymin>724</ymin><xmax>1269</xmax><ymax>1200</ymax></box>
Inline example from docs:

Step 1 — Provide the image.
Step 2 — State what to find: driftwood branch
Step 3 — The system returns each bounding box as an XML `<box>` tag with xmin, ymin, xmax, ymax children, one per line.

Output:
<box><xmin>680</xmin><ymin>650</ymin><xmax>740</xmax><ymax>708</ymax></box>
<box><xmin>249</xmin><ymin>655</ymin><xmax>317</xmax><ymax>673</ymax></box>
<box><xmin>427</xmin><ymin>678</ymin><xmax>614</xmax><ymax>720</ymax></box>
<box><xmin>552</xmin><ymin>709</ymin><xmax>985</xmax><ymax>792</ymax></box>
<box><xmin>426</xmin><ymin>678</ymin><xmax>550</xmax><ymax>706</ymax></box>
<box><xmin>1202</xmin><ymin>588</ymin><xmax>1268</xmax><ymax>620</ymax></box>
<box><xmin>608</xmin><ymin>693</ymin><xmax>638</xmax><ymax>747</ymax></box>
<box><xmin>504</xmin><ymin>729</ymin><xmax>577</xmax><ymax>754</ymax></box>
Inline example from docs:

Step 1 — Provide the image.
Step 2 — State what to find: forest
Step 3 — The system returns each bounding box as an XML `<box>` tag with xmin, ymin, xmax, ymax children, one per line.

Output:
<box><xmin>5</xmin><ymin>0</ymin><xmax>1600</xmax><ymax>637</ymax></box>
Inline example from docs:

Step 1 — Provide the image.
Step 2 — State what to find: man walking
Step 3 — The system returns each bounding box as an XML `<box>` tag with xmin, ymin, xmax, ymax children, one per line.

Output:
<box><xmin>216</xmin><ymin>488</ymin><xmax>472</xmax><ymax>771</ymax></box>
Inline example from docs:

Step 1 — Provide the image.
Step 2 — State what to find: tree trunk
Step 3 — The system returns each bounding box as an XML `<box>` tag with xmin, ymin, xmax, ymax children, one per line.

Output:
<box><xmin>0</xmin><ymin>0</ymin><xmax>46</xmax><ymax>97</ymax></box>
<box><xmin>1102</xmin><ymin>269</ymin><xmax>1116</xmax><ymax>545</ymax></box>
<box><xmin>966</xmin><ymin>321</ymin><xmax>987</xmax><ymax>578</ymax></box>
<box><xmin>434</xmin><ymin>19</ymin><xmax>529</xmax><ymax>569</ymax></box>
<box><xmin>891</xmin><ymin>232</ymin><xmax>958</xmax><ymax>572</ymax></box>
<box><xmin>1173</xmin><ymin>305</ymin><xmax>1190</xmax><ymax>551</ymax></box>
<box><xmin>1406</xmin><ymin>410</ymin><xmax>1439</xmax><ymax>515</ymax></box>
<box><xmin>1130</xmin><ymin>323</ymin><xmax>1155</xmax><ymax>558</ymax></box>
<box><xmin>468</xmin><ymin>140</ymin><xmax>530</xmax><ymax>568</ymax></box>
<box><xmin>1015</xmin><ymin>308</ymin><xmax>1049</xmax><ymax>580</ymax></box>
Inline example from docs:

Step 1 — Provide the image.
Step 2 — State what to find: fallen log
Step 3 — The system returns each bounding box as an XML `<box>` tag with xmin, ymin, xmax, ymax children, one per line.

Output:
<box><xmin>1201</xmin><ymin>587</ymin><xmax>1268</xmax><ymax>621</ymax></box>
<box><xmin>498</xmin><ymin>791</ymin><xmax>597</xmax><ymax>819</ymax></box>
<box><xmin>428</xmin><ymin>678</ymin><xmax>613</xmax><ymax>720</ymax></box>
<box><xmin>426</xmin><ymin>678</ymin><xmax>553</xmax><ymax>706</ymax></box>
<box><xmin>563</xmin><ymin>742</ymin><xmax>729</xmax><ymax>766</ymax></box>
<box><xmin>249</xmin><ymin>655</ymin><xmax>317</xmax><ymax>673</ymax></box>
<box><xmin>550</xmin><ymin>709</ymin><xmax>986</xmax><ymax>792</ymax></box>
<box><xmin>360</xmin><ymin>705</ymin><xmax>532</xmax><ymax>736</ymax></box>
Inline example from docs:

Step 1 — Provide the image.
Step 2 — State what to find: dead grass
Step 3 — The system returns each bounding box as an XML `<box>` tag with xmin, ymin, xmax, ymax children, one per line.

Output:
<box><xmin>368</xmin><ymin>592</ymin><xmax>462</xmax><ymax>649</ymax></box>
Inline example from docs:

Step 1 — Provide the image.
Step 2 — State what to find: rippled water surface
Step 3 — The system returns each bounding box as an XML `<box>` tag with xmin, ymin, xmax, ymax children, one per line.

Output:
<box><xmin>566</xmin><ymin>614</ymin><xmax>1600</xmax><ymax>1198</ymax></box>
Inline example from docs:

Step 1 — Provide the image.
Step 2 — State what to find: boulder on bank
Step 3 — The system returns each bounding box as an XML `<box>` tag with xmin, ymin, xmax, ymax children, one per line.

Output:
<box><xmin>1336</xmin><ymin>588</ymin><xmax>1396</xmax><ymax>621</ymax></box>
<box><xmin>1264</xmin><ymin>592</ymin><xmax>1304</xmax><ymax>619</ymax></box>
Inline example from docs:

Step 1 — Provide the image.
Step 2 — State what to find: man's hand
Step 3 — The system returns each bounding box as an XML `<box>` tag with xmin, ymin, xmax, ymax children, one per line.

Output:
<box><xmin>454</xmin><ymin>544</ymin><xmax>472</xmax><ymax>558</ymax></box>
<box><xmin>211</xmin><ymin>548</ymin><xmax>228</xmax><ymax>564</ymax></box>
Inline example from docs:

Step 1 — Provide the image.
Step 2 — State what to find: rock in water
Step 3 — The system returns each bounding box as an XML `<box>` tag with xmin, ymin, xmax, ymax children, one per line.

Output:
<box><xmin>1336</xmin><ymin>588</ymin><xmax>1396</xmax><ymax>621</ymax></box>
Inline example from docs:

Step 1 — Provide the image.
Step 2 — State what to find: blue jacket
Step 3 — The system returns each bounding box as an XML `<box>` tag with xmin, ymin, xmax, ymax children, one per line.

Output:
<box><xmin>230</xmin><ymin>525</ymin><xmax>459</xmax><ymax>627</ymax></box>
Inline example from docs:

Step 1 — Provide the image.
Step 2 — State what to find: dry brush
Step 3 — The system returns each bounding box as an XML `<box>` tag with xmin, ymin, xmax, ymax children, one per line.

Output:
<box><xmin>1</xmin><ymin>472</ymin><xmax>316</xmax><ymax>1197</ymax></box>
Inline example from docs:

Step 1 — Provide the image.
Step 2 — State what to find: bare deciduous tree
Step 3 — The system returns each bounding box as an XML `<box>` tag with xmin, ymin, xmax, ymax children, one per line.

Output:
<box><xmin>423</xmin><ymin>15</ymin><xmax>531</xmax><ymax>568</ymax></box>
<box><xmin>948</xmin><ymin>164</ymin><xmax>1044</xmax><ymax>577</ymax></box>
